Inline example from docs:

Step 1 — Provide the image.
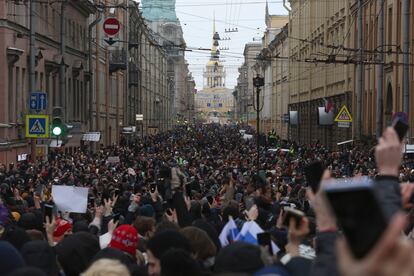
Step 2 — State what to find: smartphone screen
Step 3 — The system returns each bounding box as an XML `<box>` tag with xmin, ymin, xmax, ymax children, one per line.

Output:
<box><xmin>282</xmin><ymin>207</ymin><xmax>305</xmax><ymax>228</ymax></box>
<box><xmin>392</xmin><ymin>112</ymin><xmax>409</xmax><ymax>141</ymax></box>
<box><xmin>44</xmin><ymin>203</ymin><xmax>54</xmax><ymax>222</ymax></box>
<box><xmin>150</xmin><ymin>183</ymin><xmax>157</xmax><ymax>193</ymax></box>
<box><xmin>304</xmin><ymin>161</ymin><xmax>325</xmax><ymax>193</ymax></box>
<box><xmin>113</xmin><ymin>213</ymin><xmax>121</xmax><ymax>223</ymax></box>
<box><xmin>393</xmin><ymin>120</ymin><xmax>409</xmax><ymax>141</ymax></box>
<box><xmin>324</xmin><ymin>178</ymin><xmax>388</xmax><ymax>259</ymax></box>
<box><xmin>257</xmin><ymin>232</ymin><xmax>273</xmax><ymax>255</ymax></box>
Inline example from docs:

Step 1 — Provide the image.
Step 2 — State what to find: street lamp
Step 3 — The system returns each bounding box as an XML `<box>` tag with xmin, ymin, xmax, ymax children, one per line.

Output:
<box><xmin>252</xmin><ymin>62</ymin><xmax>265</xmax><ymax>173</ymax></box>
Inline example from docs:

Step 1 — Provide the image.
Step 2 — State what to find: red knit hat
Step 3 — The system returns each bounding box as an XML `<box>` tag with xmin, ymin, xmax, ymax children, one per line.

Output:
<box><xmin>109</xmin><ymin>225</ymin><xmax>139</xmax><ymax>257</ymax></box>
<box><xmin>53</xmin><ymin>219</ymin><xmax>72</xmax><ymax>237</ymax></box>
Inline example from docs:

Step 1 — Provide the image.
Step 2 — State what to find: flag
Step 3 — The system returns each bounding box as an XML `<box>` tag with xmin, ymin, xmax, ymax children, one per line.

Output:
<box><xmin>219</xmin><ymin>218</ymin><xmax>239</xmax><ymax>247</ymax></box>
<box><xmin>236</xmin><ymin>221</ymin><xmax>280</xmax><ymax>254</ymax></box>
<box><xmin>324</xmin><ymin>98</ymin><xmax>335</xmax><ymax>113</ymax></box>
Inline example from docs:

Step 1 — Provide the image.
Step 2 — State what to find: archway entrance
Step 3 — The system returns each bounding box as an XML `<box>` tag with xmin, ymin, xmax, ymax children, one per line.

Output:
<box><xmin>385</xmin><ymin>83</ymin><xmax>393</xmax><ymax>125</ymax></box>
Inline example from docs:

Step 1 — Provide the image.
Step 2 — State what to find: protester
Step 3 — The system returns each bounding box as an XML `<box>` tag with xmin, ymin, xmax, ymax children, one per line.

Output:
<box><xmin>81</xmin><ymin>259</ymin><xmax>130</xmax><ymax>276</ymax></box>
<box><xmin>0</xmin><ymin>123</ymin><xmax>413</xmax><ymax>275</ymax></box>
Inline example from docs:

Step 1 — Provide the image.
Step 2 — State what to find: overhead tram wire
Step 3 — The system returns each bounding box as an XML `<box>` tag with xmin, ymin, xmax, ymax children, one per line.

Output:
<box><xmin>228</xmin><ymin>0</ymin><xmax>234</xmax><ymax>31</ymax></box>
<box><xmin>173</xmin><ymin>0</ymin><xmax>368</xmax><ymax>6</ymax></box>
<box><xmin>236</xmin><ymin>0</ymin><xmax>243</xmax><ymax>27</ymax></box>
<box><xmin>155</xmin><ymin>5</ymin><xmax>410</xmax><ymax>56</ymax></box>
<box><xmin>225</xmin><ymin>0</ymin><xmax>229</xmax><ymax>32</ymax></box>
<box><xmin>185</xmin><ymin>47</ymin><xmax>414</xmax><ymax>67</ymax></box>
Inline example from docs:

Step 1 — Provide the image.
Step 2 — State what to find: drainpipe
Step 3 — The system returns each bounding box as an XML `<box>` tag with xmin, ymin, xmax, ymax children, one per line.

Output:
<box><xmin>402</xmin><ymin>0</ymin><xmax>410</xmax><ymax>115</ymax></box>
<box><xmin>356</xmin><ymin>0</ymin><xmax>364</xmax><ymax>140</ymax></box>
<box><xmin>59</xmin><ymin>1</ymin><xmax>67</xmax><ymax>114</ymax></box>
<box><xmin>376</xmin><ymin>0</ymin><xmax>384</xmax><ymax>139</ymax></box>
<box><xmin>88</xmin><ymin>11</ymin><xmax>102</xmax><ymax>131</ymax></box>
<box><xmin>29</xmin><ymin>0</ymin><xmax>36</xmax><ymax>162</ymax></box>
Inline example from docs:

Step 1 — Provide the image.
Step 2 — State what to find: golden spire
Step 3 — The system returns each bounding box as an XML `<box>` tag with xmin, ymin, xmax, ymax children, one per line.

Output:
<box><xmin>211</xmin><ymin>12</ymin><xmax>218</xmax><ymax>53</ymax></box>
<box><xmin>213</xmin><ymin>11</ymin><xmax>216</xmax><ymax>34</ymax></box>
<box><xmin>208</xmin><ymin>11</ymin><xmax>221</xmax><ymax>66</ymax></box>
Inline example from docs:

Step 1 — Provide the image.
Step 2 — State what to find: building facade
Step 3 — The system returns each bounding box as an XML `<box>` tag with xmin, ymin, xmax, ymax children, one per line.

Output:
<box><xmin>350</xmin><ymin>0</ymin><xmax>414</xmax><ymax>142</ymax></box>
<box><xmin>259</xmin><ymin>5</ymin><xmax>288</xmax><ymax>133</ymax></box>
<box><xmin>0</xmin><ymin>0</ymin><xmax>176</xmax><ymax>164</ymax></box>
<box><xmin>141</xmin><ymin>0</ymin><xmax>195</xmax><ymax>124</ymax></box>
<box><xmin>287</xmin><ymin>0</ymin><xmax>353</xmax><ymax>147</ymax></box>
<box><xmin>195</xmin><ymin>24</ymin><xmax>233</xmax><ymax>124</ymax></box>
<box><xmin>235</xmin><ymin>43</ymin><xmax>262</xmax><ymax>125</ymax></box>
<box><xmin>128</xmin><ymin>2</ymin><xmax>170</xmax><ymax>136</ymax></box>
<box><xmin>234</xmin><ymin>64</ymin><xmax>248</xmax><ymax>122</ymax></box>
<box><xmin>185</xmin><ymin>73</ymin><xmax>196</xmax><ymax>122</ymax></box>
<box><xmin>0</xmin><ymin>0</ymin><xmax>96</xmax><ymax>163</ymax></box>
<box><xmin>269</xmin><ymin>25</ymin><xmax>289</xmax><ymax>139</ymax></box>
<box><xmin>89</xmin><ymin>0</ymin><xmax>129</xmax><ymax>148</ymax></box>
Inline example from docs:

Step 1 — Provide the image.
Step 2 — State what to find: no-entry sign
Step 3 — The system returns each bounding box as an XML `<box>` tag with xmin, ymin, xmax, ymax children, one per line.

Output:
<box><xmin>103</xmin><ymin>18</ymin><xmax>120</xmax><ymax>36</ymax></box>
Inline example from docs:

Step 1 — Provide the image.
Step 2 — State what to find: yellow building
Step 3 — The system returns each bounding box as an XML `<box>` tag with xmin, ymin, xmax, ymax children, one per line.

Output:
<box><xmin>287</xmin><ymin>0</ymin><xmax>354</xmax><ymax>146</ymax></box>
<box><xmin>260</xmin><ymin>5</ymin><xmax>289</xmax><ymax>133</ymax></box>
<box><xmin>351</xmin><ymin>0</ymin><xmax>414</xmax><ymax>142</ymax></box>
<box><xmin>195</xmin><ymin>20</ymin><xmax>234</xmax><ymax>123</ymax></box>
<box><xmin>269</xmin><ymin>25</ymin><xmax>289</xmax><ymax>139</ymax></box>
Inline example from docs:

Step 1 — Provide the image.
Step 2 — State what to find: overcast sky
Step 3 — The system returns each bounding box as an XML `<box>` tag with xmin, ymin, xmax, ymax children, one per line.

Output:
<box><xmin>175</xmin><ymin>0</ymin><xmax>288</xmax><ymax>90</ymax></box>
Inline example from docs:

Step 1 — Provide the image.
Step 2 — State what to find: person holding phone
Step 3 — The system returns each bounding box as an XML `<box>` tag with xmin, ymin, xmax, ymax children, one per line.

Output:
<box><xmin>318</xmin><ymin>127</ymin><xmax>411</xmax><ymax>276</ymax></box>
<box><xmin>337</xmin><ymin>213</ymin><xmax>414</xmax><ymax>276</ymax></box>
<box><xmin>374</xmin><ymin>127</ymin><xmax>405</xmax><ymax>219</ymax></box>
<box><xmin>284</xmin><ymin>214</ymin><xmax>310</xmax><ymax>257</ymax></box>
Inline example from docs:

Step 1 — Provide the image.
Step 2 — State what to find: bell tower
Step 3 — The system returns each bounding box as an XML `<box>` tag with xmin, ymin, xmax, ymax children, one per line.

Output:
<box><xmin>203</xmin><ymin>15</ymin><xmax>226</xmax><ymax>89</ymax></box>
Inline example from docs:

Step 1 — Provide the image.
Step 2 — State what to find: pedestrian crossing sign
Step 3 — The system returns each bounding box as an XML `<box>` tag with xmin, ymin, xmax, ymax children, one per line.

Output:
<box><xmin>335</xmin><ymin>105</ymin><xmax>353</xmax><ymax>123</ymax></box>
<box><xmin>26</xmin><ymin>115</ymin><xmax>49</xmax><ymax>138</ymax></box>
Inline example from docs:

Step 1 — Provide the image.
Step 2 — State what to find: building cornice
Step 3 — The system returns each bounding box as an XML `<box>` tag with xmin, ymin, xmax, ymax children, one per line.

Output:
<box><xmin>0</xmin><ymin>20</ymin><xmax>88</xmax><ymax>60</ymax></box>
<box><xmin>69</xmin><ymin>0</ymin><xmax>97</xmax><ymax>16</ymax></box>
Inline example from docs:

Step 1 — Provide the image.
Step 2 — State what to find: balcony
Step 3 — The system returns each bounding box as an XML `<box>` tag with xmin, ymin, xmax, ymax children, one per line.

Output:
<box><xmin>109</xmin><ymin>49</ymin><xmax>127</xmax><ymax>74</ymax></box>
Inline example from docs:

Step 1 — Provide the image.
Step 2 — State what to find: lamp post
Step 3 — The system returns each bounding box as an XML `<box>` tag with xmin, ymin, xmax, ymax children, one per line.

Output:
<box><xmin>253</xmin><ymin>74</ymin><xmax>264</xmax><ymax>172</ymax></box>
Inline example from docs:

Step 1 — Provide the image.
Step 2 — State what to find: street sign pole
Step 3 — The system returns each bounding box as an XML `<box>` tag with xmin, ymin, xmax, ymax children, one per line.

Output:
<box><xmin>28</xmin><ymin>92</ymin><xmax>48</xmax><ymax>162</ymax></box>
<box><xmin>103</xmin><ymin>17</ymin><xmax>120</xmax><ymax>46</ymax></box>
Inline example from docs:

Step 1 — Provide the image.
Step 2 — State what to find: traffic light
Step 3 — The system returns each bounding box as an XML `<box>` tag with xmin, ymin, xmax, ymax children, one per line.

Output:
<box><xmin>52</xmin><ymin>117</ymin><xmax>63</xmax><ymax>136</ymax></box>
<box><xmin>51</xmin><ymin>107</ymin><xmax>65</xmax><ymax>138</ymax></box>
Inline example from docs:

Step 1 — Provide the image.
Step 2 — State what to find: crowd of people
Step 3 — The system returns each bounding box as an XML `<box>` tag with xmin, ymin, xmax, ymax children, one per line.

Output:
<box><xmin>0</xmin><ymin>123</ymin><xmax>414</xmax><ymax>276</ymax></box>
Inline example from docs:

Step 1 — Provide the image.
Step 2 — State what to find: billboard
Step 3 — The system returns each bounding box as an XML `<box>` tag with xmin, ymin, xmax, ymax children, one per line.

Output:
<box><xmin>289</xmin><ymin>111</ymin><xmax>298</xmax><ymax>125</ymax></box>
<box><xmin>318</xmin><ymin>107</ymin><xmax>334</xmax><ymax>125</ymax></box>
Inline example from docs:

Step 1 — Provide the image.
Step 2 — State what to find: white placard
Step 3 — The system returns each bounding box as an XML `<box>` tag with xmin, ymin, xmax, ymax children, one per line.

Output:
<box><xmin>107</xmin><ymin>156</ymin><xmax>120</xmax><ymax>164</ymax></box>
<box><xmin>49</xmin><ymin>140</ymin><xmax>63</xmax><ymax>148</ymax></box>
<box><xmin>17</xmin><ymin>154</ymin><xmax>28</xmax><ymax>161</ymax></box>
<box><xmin>338</xmin><ymin>122</ymin><xmax>351</xmax><ymax>128</ymax></box>
<box><xmin>52</xmin><ymin>185</ymin><xmax>89</xmax><ymax>213</ymax></box>
<box><xmin>82</xmin><ymin>132</ymin><xmax>101</xmax><ymax>142</ymax></box>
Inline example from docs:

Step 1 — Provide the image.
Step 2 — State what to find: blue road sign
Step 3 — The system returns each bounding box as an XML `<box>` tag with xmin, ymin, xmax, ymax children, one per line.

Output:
<box><xmin>29</xmin><ymin>92</ymin><xmax>48</xmax><ymax>111</ymax></box>
<box><xmin>26</xmin><ymin>115</ymin><xmax>49</xmax><ymax>138</ymax></box>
